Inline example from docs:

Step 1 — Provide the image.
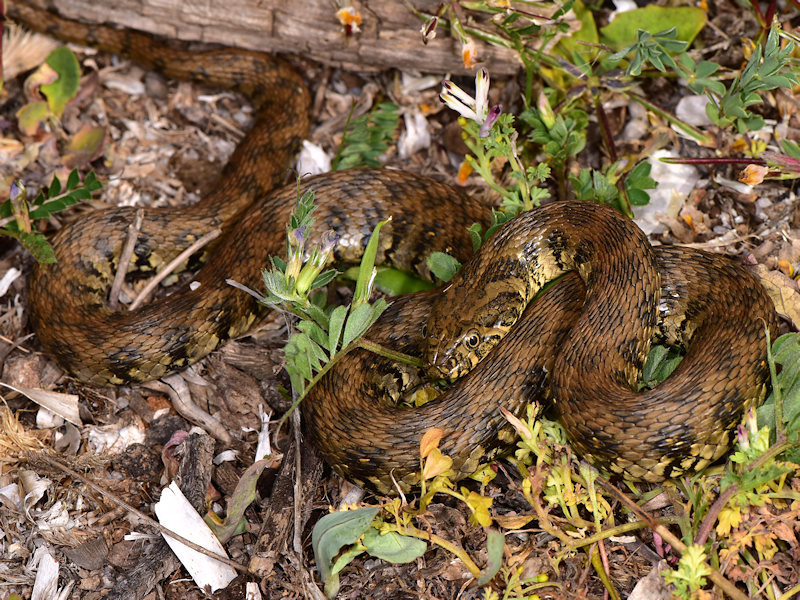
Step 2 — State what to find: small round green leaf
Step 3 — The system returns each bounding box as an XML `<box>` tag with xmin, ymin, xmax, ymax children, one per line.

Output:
<box><xmin>427</xmin><ymin>252</ymin><xmax>461</xmax><ymax>282</ymax></box>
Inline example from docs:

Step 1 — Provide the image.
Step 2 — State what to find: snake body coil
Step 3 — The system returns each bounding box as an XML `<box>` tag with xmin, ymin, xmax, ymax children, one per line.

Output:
<box><xmin>13</xmin><ymin>3</ymin><xmax>778</xmax><ymax>494</ymax></box>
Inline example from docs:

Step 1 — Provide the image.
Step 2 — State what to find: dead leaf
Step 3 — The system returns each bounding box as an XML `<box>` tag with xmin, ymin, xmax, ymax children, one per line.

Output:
<box><xmin>753</xmin><ymin>265</ymin><xmax>800</xmax><ymax>329</ymax></box>
<box><xmin>0</xmin><ymin>382</ymin><xmax>81</xmax><ymax>426</ymax></box>
<box><xmin>62</xmin><ymin>124</ymin><xmax>106</xmax><ymax>168</ymax></box>
<box><xmin>494</xmin><ymin>513</ymin><xmax>535</xmax><ymax>529</ymax></box>
<box><xmin>16</xmin><ymin>101</ymin><xmax>49</xmax><ymax>136</ymax></box>
<box><xmin>419</xmin><ymin>427</ymin><xmax>444</xmax><ymax>459</ymax></box>
<box><xmin>0</xmin><ymin>137</ymin><xmax>24</xmax><ymax>161</ymax></box>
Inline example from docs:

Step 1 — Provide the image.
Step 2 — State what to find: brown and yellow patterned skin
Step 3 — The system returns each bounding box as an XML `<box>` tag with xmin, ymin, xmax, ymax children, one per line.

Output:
<box><xmin>12</xmin><ymin>3</ymin><xmax>778</xmax><ymax>494</ymax></box>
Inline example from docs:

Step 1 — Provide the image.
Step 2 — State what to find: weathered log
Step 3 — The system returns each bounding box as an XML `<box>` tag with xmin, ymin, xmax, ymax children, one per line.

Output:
<box><xmin>20</xmin><ymin>0</ymin><xmax>521</xmax><ymax>75</ymax></box>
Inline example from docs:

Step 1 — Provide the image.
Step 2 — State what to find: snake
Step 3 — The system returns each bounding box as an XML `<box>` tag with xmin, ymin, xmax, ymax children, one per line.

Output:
<box><xmin>12</xmin><ymin>3</ymin><xmax>778</xmax><ymax>494</ymax></box>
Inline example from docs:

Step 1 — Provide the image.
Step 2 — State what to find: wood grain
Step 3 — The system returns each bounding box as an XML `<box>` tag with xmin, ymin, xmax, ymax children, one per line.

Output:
<box><xmin>20</xmin><ymin>0</ymin><xmax>521</xmax><ymax>75</ymax></box>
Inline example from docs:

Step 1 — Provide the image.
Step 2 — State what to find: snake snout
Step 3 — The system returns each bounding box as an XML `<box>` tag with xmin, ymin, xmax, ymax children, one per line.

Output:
<box><xmin>425</xmin><ymin>347</ymin><xmax>461</xmax><ymax>382</ymax></box>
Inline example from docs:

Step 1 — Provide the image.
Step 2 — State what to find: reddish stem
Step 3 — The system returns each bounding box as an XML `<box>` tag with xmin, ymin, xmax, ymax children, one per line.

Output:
<box><xmin>660</xmin><ymin>157</ymin><xmax>766</xmax><ymax>165</ymax></box>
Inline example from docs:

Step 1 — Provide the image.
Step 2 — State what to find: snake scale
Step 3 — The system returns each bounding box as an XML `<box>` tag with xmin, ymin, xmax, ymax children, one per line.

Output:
<box><xmin>12</xmin><ymin>3</ymin><xmax>778</xmax><ymax>494</ymax></box>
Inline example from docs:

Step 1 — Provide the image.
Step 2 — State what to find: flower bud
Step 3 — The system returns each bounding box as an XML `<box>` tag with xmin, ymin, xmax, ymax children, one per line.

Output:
<box><xmin>537</xmin><ymin>91</ymin><xmax>556</xmax><ymax>130</ymax></box>
<box><xmin>746</xmin><ymin>407</ymin><xmax>758</xmax><ymax>438</ymax></box>
<box><xmin>479</xmin><ymin>104</ymin><xmax>502</xmax><ymax>137</ymax></box>
<box><xmin>736</xmin><ymin>424</ymin><xmax>750</xmax><ymax>450</ymax></box>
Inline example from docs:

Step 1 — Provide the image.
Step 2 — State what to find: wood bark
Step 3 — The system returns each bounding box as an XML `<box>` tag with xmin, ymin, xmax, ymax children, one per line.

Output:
<box><xmin>21</xmin><ymin>0</ymin><xmax>522</xmax><ymax>76</ymax></box>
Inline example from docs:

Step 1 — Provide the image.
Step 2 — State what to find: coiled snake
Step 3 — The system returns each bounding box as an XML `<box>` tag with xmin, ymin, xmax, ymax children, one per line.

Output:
<box><xmin>13</xmin><ymin>3</ymin><xmax>778</xmax><ymax>494</ymax></box>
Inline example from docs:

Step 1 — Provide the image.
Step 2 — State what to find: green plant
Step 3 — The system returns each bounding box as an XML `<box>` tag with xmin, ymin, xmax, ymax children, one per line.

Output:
<box><xmin>311</xmin><ymin>429</ymin><xmax>507</xmax><ymax>598</ymax></box>
<box><xmin>654</xmin><ymin>332</ymin><xmax>800</xmax><ymax>599</ymax></box>
<box><xmin>332</xmin><ymin>102</ymin><xmax>399</xmax><ymax>170</ymax></box>
<box><xmin>16</xmin><ymin>46</ymin><xmax>81</xmax><ymax>133</ymax></box>
<box><xmin>1</xmin><ymin>170</ymin><xmax>101</xmax><ymax>264</ymax></box>
<box><xmin>425</xmin><ymin>1</ymin><xmax>797</xmax><ymax>228</ymax></box>
<box><xmin>662</xmin><ymin>544</ymin><xmax>713</xmax><ymax>598</ymax></box>
<box><xmin>569</xmin><ymin>160</ymin><xmax>657</xmax><ymax>217</ymax></box>
<box><xmin>229</xmin><ymin>187</ymin><xmax>403</xmax><ymax>404</ymax></box>
<box><xmin>608</xmin><ymin>26</ymin><xmax>798</xmax><ymax>133</ymax></box>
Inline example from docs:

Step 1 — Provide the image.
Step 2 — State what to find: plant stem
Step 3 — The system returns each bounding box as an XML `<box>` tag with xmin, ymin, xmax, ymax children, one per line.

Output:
<box><xmin>627</xmin><ymin>91</ymin><xmax>715</xmax><ymax>145</ymax></box>
<box><xmin>590</xmin><ymin>544</ymin><xmax>621</xmax><ymax>600</ymax></box>
<box><xmin>357</xmin><ymin>338</ymin><xmax>423</xmax><ymax>368</ymax></box>
<box><xmin>393</xmin><ymin>523</ymin><xmax>481</xmax><ymax>576</ymax></box>
<box><xmin>693</xmin><ymin>484</ymin><xmax>738</xmax><ymax>546</ymax></box>
<box><xmin>563</xmin><ymin>516</ymin><xmax>683</xmax><ymax>552</ymax></box>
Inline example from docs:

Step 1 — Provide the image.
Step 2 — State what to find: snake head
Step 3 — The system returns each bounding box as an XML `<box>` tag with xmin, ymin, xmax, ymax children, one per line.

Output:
<box><xmin>423</xmin><ymin>320</ymin><xmax>480</xmax><ymax>381</ymax></box>
<box><xmin>423</xmin><ymin>318</ymin><xmax>507</xmax><ymax>382</ymax></box>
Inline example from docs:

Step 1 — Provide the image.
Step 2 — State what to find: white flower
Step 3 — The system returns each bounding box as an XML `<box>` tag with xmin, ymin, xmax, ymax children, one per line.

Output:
<box><xmin>439</xmin><ymin>68</ymin><xmax>501</xmax><ymax>137</ymax></box>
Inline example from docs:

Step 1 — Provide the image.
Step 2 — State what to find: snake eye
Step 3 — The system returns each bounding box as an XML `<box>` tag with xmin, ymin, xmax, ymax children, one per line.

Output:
<box><xmin>421</xmin><ymin>324</ymin><xmax>427</xmax><ymax>338</ymax></box>
<box><xmin>465</xmin><ymin>331</ymin><xmax>480</xmax><ymax>349</ymax></box>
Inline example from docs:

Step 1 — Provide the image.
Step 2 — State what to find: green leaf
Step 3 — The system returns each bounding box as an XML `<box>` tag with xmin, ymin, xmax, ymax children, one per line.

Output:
<box><xmin>305</xmin><ymin>302</ymin><xmax>331</xmax><ymax>331</ymax></box>
<box><xmin>40</xmin><ymin>47</ymin><xmax>81</xmax><ymax>118</ymax></box>
<box><xmin>373</xmin><ymin>267</ymin><xmax>434</xmax><ymax>295</ymax></box>
<box><xmin>781</xmin><ymin>140</ymin><xmax>800</xmax><ymax>161</ymax></box>
<box><xmin>333</xmin><ymin>102</ymin><xmax>399</xmax><ymax>171</ymax></box>
<box><xmin>476</xmin><ymin>529</ymin><xmax>505</xmax><ymax>586</ymax></box>
<box><xmin>694</xmin><ymin>60</ymin><xmax>720</xmax><ymax>79</ymax></box>
<box><xmin>312</xmin><ymin>507</ymin><xmax>379</xmax><ymax>581</ymax></box>
<box><xmin>627</xmin><ymin>188</ymin><xmax>650</xmax><ymax>206</ymax></box>
<box><xmin>341</xmin><ymin>300</ymin><xmax>386</xmax><ymax>349</ymax></box>
<box><xmin>262</xmin><ymin>270</ymin><xmax>293</xmax><ymax>302</ymax></box>
<box><xmin>296</xmin><ymin>319</ymin><xmax>329</xmax><ymax>352</ymax></box>
<box><xmin>759</xmin><ymin>333</ymin><xmax>800</xmax><ymax>441</ymax></box>
<box><xmin>362</xmin><ymin>528</ymin><xmax>427</xmax><ymax>563</ymax></box>
<box><xmin>6</xmin><ymin>230</ymin><xmax>56</xmax><ymax>264</ymax></box>
<box><xmin>48</xmin><ymin>173</ymin><xmax>63</xmax><ymax>198</ymax></box>
<box><xmin>327</xmin><ymin>305</ymin><xmax>348</xmax><ymax>356</ymax></box>
<box><xmin>311</xmin><ymin>269</ymin><xmax>338</xmax><ymax>290</ymax></box>
<box><xmin>353</xmin><ymin>218</ymin><xmax>390</xmax><ymax>305</ymax></box>
<box><xmin>553</xmin><ymin>0</ymin><xmax>599</xmax><ymax>61</ymax></box>
<box><xmin>427</xmin><ymin>252</ymin><xmax>461</xmax><ymax>282</ymax></box>
<box><xmin>639</xmin><ymin>345</ymin><xmax>683</xmax><ymax>389</ymax></box>
<box><xmin>662</xmin><ymin>544</ymin><xmax>711</xmax><ymax>596</ymax></box>
<box><xmin>66</xmin><ymin>168</ymin><xmax>80</xmax><ymax>190</ymax></box>
<box><xmin>468</xmin><ymin>223</ymin><xmax>484</xmax><ymax>253</ymax></box>
<box><xmin>341</xmin><ymin>265</ymin><xmax>435</xmax><ymax>295</ymax></box>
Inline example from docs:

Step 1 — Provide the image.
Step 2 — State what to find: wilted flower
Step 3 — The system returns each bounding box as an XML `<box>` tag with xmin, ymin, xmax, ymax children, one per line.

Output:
<box><xmin>745</xmin><ymin>407</ymin><xmax>758</xmax><ymax>438</ymax></box>
<box><xmin>313</xmin><ymin>230</ymin><xmax>339</xmax><ymax>269</ymax></box>
<box><xmin>440</xmin><ymin>68</ymin><xmax>502</xmax><ymax>138</ymax></box>
<box><xmin>336</xmin><ymin>6</ymin><xmax>362</xmax><ymax>35</ymax></box>
<box><xmin>288</xmin><ymin>225</ymin><xmax>306</xmax><ymax>249</ymax></box>
<box><xmin>421</xmin><ymin>16</ymin><xmax>438</xmax><ymax>44</ymax></box>
<box><xmin>537</xmin><ymin>90</ymin><xmax>556</xmax><ymax>130</ymax></box>
<box><xmin>461</xmin><ymin>38</ymin><xmax>478</xmax><ymax>69</ymax></box>
<box><xmin>762</xmin><ymin>151</ymin><xmax>800</xmax><ymax>173</ymax></box>
<box><xmin>479</xmin><ymin>104</ymin><xmax>502</xmax><ymax>137</ymax></box>
<box><xmin>739</xmin><ymin>163</ymin><xmax>769</xmax><ymax>185</ymax></box>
